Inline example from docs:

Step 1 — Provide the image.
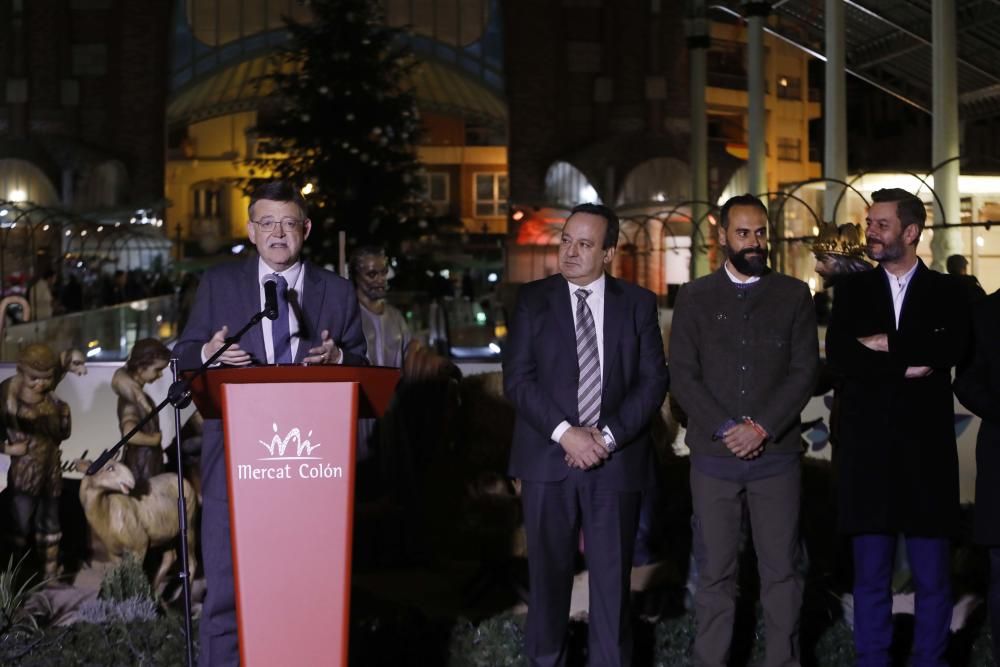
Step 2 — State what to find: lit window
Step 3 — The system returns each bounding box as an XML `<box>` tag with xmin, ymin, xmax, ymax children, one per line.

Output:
<box><xmin>474</xmin><ymin>173</ymin><xmax>508</xmax><ymax>217</ymax></box>
<box><xmin>417</xmin><ymin>172</ymin><xmax>450</xmax><ymax>215</ymax></box>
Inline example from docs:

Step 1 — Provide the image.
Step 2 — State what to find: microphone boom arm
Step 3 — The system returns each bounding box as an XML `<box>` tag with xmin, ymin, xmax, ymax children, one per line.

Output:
<box><xmin>85</xmin><ymin>307</ymin><xmax>269</xmax><ymax>476</ymax></box>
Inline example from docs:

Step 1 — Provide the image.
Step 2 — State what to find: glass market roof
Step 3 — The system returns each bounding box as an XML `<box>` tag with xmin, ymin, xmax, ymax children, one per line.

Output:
<box><xmin>711</xmin><ymin>0</ymin><xmax>1000</xmax><ymax>120</ymax></box>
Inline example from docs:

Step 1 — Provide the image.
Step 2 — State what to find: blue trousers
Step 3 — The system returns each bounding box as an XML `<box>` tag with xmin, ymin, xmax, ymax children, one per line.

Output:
<box><xmin>199</xmin><ymin>495</ymin><xmax>239</xmax><ymax>667</ymax></box>
<box><xmin>852</xmin><ymin>534</ymin><xmax>951</xmax><ymax>667</ymax></box>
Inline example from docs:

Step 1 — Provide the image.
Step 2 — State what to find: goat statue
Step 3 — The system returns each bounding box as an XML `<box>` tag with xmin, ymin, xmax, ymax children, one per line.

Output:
<box><xmin>78</xmin><ymin>460</ymin><xmax>197</xmax><ymax>592</ymax></box>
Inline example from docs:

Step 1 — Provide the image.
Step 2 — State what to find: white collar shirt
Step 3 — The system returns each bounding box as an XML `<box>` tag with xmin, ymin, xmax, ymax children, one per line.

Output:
<box><xmin>884</xmin><ymin>261</ymin><xmax>918</xmax><ymax>329</ymax></box>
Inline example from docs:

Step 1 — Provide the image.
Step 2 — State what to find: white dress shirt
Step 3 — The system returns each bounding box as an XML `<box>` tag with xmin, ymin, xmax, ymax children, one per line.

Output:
<box><xmin>884</xmin><ymin>261</ymin><xmax>918</xmax><ymax>329</ymax></box>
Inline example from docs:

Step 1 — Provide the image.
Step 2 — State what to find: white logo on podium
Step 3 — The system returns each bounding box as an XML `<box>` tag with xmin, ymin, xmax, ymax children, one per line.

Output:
<box><xmin>259</xmin><ymin>423</ymin><xmax>322</xmax><ymax>461</ymax></box>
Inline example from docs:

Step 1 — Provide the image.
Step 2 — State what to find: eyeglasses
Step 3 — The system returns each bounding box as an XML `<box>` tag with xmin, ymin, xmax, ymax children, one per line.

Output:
<box><xmin>251</xmin><ymin>217</ymin><xmax>304</xmax><ymax>233</ymax></box>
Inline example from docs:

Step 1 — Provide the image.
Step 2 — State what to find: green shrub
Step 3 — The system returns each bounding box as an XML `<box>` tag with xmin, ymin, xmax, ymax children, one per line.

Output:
<box><xmin>0</xmin><ymin>552</ymin><xmax>49</xmax><ymax>636</ymax></box>
<box><xmin>448</xmin><ymin>613</ymin><xmax>527</xmax><ymax>667</ymax></box>
<box><xmin>0</xmin><ymin>615</ymin><xmax>195</xmax><ymax>666</ymax></box>
<box><xmin>99</xmin><ymin>554</ymin><xmax>153</xmax><ymax>603</ymax></box>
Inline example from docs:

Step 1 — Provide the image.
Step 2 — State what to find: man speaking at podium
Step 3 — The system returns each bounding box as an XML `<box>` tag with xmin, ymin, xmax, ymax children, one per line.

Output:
<box><xmin>175</xmin><ymin>180</ymin><xmax>367</xmax><ymax>666</ymax></box>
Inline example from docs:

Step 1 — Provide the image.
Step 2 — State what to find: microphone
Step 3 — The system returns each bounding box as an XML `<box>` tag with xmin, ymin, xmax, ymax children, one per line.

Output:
<box><xmin>263</xmin><ymin>275</ymin><xmax>279</xmax><ymax>321</ymax></box>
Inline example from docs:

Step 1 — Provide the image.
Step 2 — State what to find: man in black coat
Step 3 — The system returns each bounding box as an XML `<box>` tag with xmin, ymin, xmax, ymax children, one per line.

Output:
<box><xmin>827</xmin><ymin>188</ymin><xmax>971</xmax><ymax>667</ymax></box>
<box><xmin>504</xmin><ymin>203</ymin><xmax>669</xmax><ymax>667</ymax></box>
<box><xmin>954</xmin><ymin>289</ymin><xmax>1000</xmax><ymax>665</ymax></box>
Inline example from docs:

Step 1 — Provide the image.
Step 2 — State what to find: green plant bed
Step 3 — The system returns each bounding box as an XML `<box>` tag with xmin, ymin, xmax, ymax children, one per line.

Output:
<box><xmin>0</xmin><ymin>614</ymin><xmax>195</xmax><ymax>666</ymax></box>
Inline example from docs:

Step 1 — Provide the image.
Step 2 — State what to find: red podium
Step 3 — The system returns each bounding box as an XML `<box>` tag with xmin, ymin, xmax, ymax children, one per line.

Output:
<box><xmin>189</xmin><ymin>365</ymin><xmax>400</xmax><ymax>666</ymax></box>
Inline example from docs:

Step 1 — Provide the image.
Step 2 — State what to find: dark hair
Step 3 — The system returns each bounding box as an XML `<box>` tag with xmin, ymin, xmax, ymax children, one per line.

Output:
<box><xmin>568</xmin><ymin>203</ymin><xmax>620</xmax><ymax>249</ymax></box>
<box><xmin>348</xmin><ymin>245</ymin><xmax>386</xmax><ymax>281</ymax></box>
<box><xmin>248</xmin><ymin>180</ymin><xmax>308</xmax><ymax>219</ymax></box>
<box><xmin>719</xmin><ymin>194</ymin><xmax>768</xmax><ymax>229</ymax></box>
<box><xmin>126</xmin><ymin>338</ymin><xmax>171</xmax><ymax>374</ymax></box>
<box><xmin>945</xmin><ymin>254</ymin><xmax>968</xmax><ymax>275</ymax></box>
<box><xmin>870</xmin><ymin>188</ymin><xmax>925</xmax><ymax>234</ymax></box>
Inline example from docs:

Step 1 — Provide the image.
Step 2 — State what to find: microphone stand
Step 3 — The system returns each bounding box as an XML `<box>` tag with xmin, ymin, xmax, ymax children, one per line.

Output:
<box><xmin>169</xmin><ymin>357</ymin><xmax>195</xmax><ymax>667</ymax></box>
<box><xmin>86</xmin><ymin>304</ymin><xmax>274</xmax><ymax>667</ymax></box>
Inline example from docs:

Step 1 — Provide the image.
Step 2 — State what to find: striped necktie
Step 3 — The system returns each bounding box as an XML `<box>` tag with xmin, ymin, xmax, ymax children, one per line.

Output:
<box><xmin>575</xmin><ymin>288</ymin><xmax>601</xmax><ymax>427</ymax></box>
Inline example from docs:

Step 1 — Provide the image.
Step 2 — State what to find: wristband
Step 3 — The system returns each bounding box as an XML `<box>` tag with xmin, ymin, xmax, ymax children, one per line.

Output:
<box><xmin>742</xmin><ymin>417</ymin><xmax>768</xmax><ymax>440</ymax></box>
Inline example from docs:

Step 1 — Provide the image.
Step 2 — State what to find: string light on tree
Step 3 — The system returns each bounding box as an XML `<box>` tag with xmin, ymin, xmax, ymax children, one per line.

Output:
<box><xmin>247</xmin><ymin>0</ymin><xmax>425</xmax><ymax>261</ymax></box>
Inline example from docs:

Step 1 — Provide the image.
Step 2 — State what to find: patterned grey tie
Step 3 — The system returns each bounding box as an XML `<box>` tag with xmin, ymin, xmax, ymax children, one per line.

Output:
<box><xmin>575</xmin><ymin>288</ymin><xmax>601</xmax><ymax>427</ymax></box>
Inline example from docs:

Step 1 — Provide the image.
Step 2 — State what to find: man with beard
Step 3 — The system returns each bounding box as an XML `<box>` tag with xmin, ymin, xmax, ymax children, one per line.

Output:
<box><xmin>826</xmin><ymin>188</ymin><xmax>970</xmax><ymax>666</ymax></box>
<box><xmin>351</xmin><ymin>246</ymin><xmax>411</xmax><ymax>370</ymax></box>
<box><xmin>670</xmin><ymin>193</ymin><xmax>818</xmax><ymax>667</ymax></box>
<box><xmin>350</xmin><ymin>246</ymin><xmax>455</xmax><ymax>565</ymax></box>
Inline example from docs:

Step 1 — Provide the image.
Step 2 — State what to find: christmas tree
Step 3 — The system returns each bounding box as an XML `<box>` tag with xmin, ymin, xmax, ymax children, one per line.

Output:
<box><xmin>249</xmin><ymin>0</ymin><xmax>426</xmax><ymax>262</ymax></box>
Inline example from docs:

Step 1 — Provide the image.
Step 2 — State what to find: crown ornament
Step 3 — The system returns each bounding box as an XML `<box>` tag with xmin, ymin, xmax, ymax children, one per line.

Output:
<box><xmin>812</xmin><ymin>221</ymin><xmax>866</xmax><ymax>258</ymax></box>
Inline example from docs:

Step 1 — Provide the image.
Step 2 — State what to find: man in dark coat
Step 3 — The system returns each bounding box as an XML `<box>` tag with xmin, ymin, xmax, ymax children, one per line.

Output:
<box><xmin>827</xmin><ymin>188</ymin><xmax>971</xmax><ymax>667</ymax></box>
<box><xmin>954</xmin><ymin>288</ymin><xmax>1000</xmax><ymax>665</ymax></box>
<box><xmin>670</xmin><ymin>194</ymin><xmax>818</xmax><ymax>667</ymax></box>
<box><xmin>503</xmin><ymin>203</ymin><xmax>669</xmax><ymax>667</ymax></box>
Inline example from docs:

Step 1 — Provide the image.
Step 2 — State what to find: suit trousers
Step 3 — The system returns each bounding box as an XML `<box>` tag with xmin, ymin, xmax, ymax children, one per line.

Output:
<box><xmin>852</xmin><ymin>534</ymin><xmax>951</xmax><ymax>667</ymax></box>
<box><xmin>690</xmin><ymin>463</ymin><xmax>803</xmax><ymax>667</ymax></box>
<box><xmin>199</xmin><ymin>496</ymin><xmax>239</xmax><ymax>667</ymax></box>
<box><xmin>520</xmin><ymin>475</ymin><xmax>641</xmax><ymax>667</ymax></box>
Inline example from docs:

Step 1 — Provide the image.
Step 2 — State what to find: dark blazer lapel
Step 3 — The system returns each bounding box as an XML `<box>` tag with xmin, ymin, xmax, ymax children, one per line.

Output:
<box><xmin>603</xmin><ymin>275</ymin><xmax>625</xmax><ymax>383</ymax></box>
<box><xmin>293</xmin><ymin>262</ymin><xmax>326</xmax><ymax>363</ymax></box>
<box><xmin>547</xmin><ymin>275</ymin><xmax>577</xmax><ymax>360</ymax></box>
<box><xmin>240</xmin><ymin>258</ymin><xmax>267</xmax><ymax>363</ymax></box>
<box><xmin>873</xmin><ymin>266</ymin><xmax>898</xmax><ymax>332</ymax></box>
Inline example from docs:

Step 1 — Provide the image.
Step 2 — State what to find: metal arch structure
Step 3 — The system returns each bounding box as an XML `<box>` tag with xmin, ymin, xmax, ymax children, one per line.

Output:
<box><xmin>510</xmin><ymin>198</ymin><xmax>726</xmax><ymax>294</ymax></box>
<box><xmin>708</xmin><ymin>1</ymin><xmax>1000</xmax><ymax>120</ymax></box>
<box><xmin>0</xmin><ymin>199</ymin><xmax>171</xmax><ymax>294</ymax></box>
<box><xmin>776</xmin><ymin>177</ymin><xmax>871</xmax><ymax>226</ymax></box>
<box><xmin>0</xmin><ymin>200</ymin><xmax>72</xmax><ymax>289</ymax></box>
<box><xmin>752</xmin><ymin>190</ymin><xmax>824</xmax><ymax>273</ymax></box>
<box><xmin>609</xmin><ymin>199</ymin><xmax>724</xmax><ymax>291</ymax></box>
<box><xmin>845</xmin><ymin>169</ymin><xmax>947</xmax><ymax>222</ymax></box>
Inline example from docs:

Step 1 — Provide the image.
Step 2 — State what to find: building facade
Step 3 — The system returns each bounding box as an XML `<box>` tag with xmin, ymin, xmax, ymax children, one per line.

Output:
<box><xmin>165</xmin><ymin>0</ymin><xmax>508</xmax><ymax>259</ymax></box>
<box><xmin>0</xmin><ymin>0</ymin><xmax>171</xmax><ymax>279</ymax></box>
<box><xmin>503</xmin><ymin>1</ymin><xmax>821</xmax><ymax>294</ymax></box>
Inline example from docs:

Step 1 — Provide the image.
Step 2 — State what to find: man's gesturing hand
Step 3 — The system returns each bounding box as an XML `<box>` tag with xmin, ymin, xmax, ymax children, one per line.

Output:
<box><xmin>304</xmin><ymin>329</ymin><xmax>343</xmax><ymax>365</ymax></box>
<box><xmin>561</xmin><ymin>426</ymin><xmax>609</xmax><ymax>470</ymax></box>
<box><xmin>202</xmin><ymin>326</ymin><xmax>252</xmax><ymax>366</ymax></box>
